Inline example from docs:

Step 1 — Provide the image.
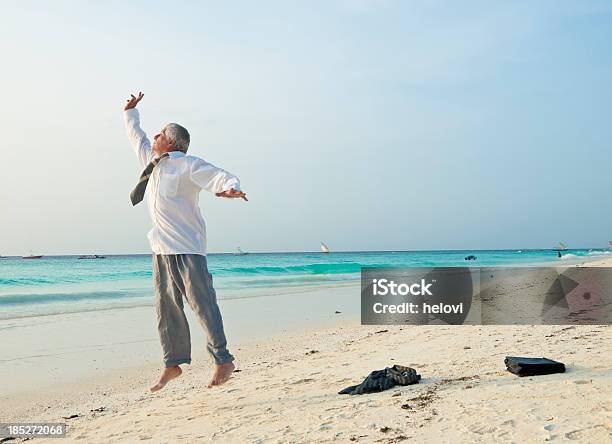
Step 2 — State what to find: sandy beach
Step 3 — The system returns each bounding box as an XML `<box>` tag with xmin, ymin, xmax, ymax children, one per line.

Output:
<box><xmin>2</xmin><ymin>258</ymin><xmax>611</xmax><ymax>443</ymax></box>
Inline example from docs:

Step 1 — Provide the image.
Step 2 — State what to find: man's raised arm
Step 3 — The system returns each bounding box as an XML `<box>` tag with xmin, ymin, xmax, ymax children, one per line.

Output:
<box><xmin>123</xmin><ymin>92</ymin><xmax>154</xmax><ymax>168</ymax></box>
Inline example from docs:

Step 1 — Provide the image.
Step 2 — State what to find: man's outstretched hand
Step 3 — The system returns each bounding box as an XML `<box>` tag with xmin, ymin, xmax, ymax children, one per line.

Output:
<box><xmin>216</xmin><ymin>188</ymin><xmax>248</xmax><ymax>201</ymax></box>
<box><xmin>124</xmin><ymin>92</ymin><xmax>144</xmax><ymax>110</ymax></box>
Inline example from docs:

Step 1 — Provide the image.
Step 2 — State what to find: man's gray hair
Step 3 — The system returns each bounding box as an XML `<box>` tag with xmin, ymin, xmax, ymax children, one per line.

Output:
<box><xmin>163</xmin><ymin>123</ymin><xmax>190</xmax><ymax>153</ymax></box>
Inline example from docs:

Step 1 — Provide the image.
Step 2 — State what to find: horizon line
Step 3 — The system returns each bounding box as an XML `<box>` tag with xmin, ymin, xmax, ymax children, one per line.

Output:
<box><xmin>1</xmin><ymin>247</ymin><xmax>610</xmax><ymax>258</ymax></box>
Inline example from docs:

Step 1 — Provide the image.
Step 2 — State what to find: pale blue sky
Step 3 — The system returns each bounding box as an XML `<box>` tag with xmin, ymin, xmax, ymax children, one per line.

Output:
<box><xmin>1</xmin><ymin>0</ymin><xmax>611</xmax><ymax>255</ymax></box>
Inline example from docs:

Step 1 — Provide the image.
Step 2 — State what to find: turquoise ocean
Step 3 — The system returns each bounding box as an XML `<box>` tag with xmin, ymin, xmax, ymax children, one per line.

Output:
<box><xmin>0</xmin><ymin>250</ymin><xmax>608</xmax><ymax>320</ymax></box>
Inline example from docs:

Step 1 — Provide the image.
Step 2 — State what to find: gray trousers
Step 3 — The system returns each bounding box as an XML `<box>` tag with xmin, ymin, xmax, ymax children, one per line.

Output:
<box><xmin>153</xmin><ymin>254</ymin><xmax>234</xmax><ymax>367</ymax></box>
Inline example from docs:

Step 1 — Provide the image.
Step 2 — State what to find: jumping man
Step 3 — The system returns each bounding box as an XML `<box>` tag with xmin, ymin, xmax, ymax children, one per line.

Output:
<box><xmin>123</xmin><ymin>92</ymin><xmax>247</xmax><ymax>392</ymax></box>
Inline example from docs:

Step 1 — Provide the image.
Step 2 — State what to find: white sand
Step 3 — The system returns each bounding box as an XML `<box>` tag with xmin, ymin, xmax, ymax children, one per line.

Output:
<box><xmin>2</xmin><ymin>260</ymin><xmax>611</xmax><ymax>443</ymax></box>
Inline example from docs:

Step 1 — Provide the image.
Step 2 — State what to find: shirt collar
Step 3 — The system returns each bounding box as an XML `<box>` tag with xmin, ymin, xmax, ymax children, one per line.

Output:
<box><xmin>166</xmin><ymin>150</ymin><xmax>186</xmax><ymax>159</ymax></box>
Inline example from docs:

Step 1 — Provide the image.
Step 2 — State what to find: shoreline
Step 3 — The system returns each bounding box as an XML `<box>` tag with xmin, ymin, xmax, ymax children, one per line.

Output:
<box><xmin>0</xmin><ymin>279</ymin><xmax>359</xmax><ymax>322</ymax></box>
<box><xmin>1</xmin><ymin>257</ymin><xmax>610</xmax><ymax>442</ymax></box>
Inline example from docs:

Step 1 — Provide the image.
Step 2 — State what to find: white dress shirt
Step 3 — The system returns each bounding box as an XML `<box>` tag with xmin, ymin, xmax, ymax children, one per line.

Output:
<box><xmin>124</xmin><ymin>108</ymin><xmax>241</xmax><ymax>256</ymax></box>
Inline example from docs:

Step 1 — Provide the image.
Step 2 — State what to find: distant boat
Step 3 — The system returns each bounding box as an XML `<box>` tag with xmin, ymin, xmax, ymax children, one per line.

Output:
<box><xmin>77</xmin><ymin>254</ymin><xmax>106</xmax><ymax>259</ymax></box>
<box><xmin>608</xmin><ymin>241</ymin><xmax>612</xmax><ymax>249</ymax></box>
<box><xmin>320</xmin><ymin>241</ymin><xmax>330</xmax><ymax>254</ymax></box>
<box><xmin>234</xmin><ymin>247</ymin><xmax>248</xmax><ymax>256</ymax></box>
<box><xmin>23</xmin><ymin>251</ymin><xmax>43</xmax><ymax>259</ymax></box>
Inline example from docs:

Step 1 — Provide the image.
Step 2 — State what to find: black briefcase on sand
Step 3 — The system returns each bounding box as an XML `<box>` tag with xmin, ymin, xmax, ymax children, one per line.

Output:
<box><xmin>504</xmin><ymin>356</ymin><xmax>566</xmax><ymax>377</ymax></box>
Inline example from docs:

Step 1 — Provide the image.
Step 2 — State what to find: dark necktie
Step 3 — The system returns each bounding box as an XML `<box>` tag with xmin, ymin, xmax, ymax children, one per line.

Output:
<box><xmin>130</xmin><ymin>153</ymin><xmax>169</xmax><ymax>206</ymax></box>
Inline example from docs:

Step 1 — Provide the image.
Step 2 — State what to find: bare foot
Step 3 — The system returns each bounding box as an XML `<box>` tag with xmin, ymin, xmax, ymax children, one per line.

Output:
<box><xmin>207</xmin><ymin>362</ymin><xmax>235</xmax><ymax>388</ymax></box>
<box><xmin>150</xmin><ymin>365</ymin><xmax>182</xmax><ymax>392</ymax></box>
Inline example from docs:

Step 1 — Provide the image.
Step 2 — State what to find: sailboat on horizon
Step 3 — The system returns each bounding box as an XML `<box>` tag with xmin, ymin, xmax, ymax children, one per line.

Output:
<box><xmin>320</xmin><ymin>241</ymin><xmax>330</xmax><ymax>254</ymax></box>
<box><xmin>234</xmin><ymin>246</ymin><xmax>248</xmax><ymax>256</ymax></box>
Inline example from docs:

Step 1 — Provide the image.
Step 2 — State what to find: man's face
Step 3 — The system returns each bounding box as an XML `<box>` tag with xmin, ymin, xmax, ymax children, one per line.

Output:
<box><xmin>152</xmin><ymin>127</ymin><xmax>175</xmax><ymax>155</ymax></box>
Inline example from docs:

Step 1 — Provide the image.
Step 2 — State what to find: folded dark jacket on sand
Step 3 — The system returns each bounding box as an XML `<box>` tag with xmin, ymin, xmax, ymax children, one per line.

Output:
<box><xmin>339</xmin><ymin>365</ymin><xmax>421</xmax><ymax>395</ymax></box>
<box><xmin>505</xmin><ymin>356</ymin><xmax>566</xmax><ymax>377</ymax></box>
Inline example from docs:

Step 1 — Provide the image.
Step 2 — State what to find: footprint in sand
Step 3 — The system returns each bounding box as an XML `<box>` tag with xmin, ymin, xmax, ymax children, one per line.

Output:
<box><xmin>468</xmin><ymin>424</ymin><xmax>497</xmax><ymax>435</ymax></box>
<box><xmin>565</xmin><ymin>424</ymin><xmax>611</xmax><ymax>440</ymax></box>
<box><xmin>292</xmin><ymin>378</ymin><xmax>315</xmax><ymax>384</ymax></box>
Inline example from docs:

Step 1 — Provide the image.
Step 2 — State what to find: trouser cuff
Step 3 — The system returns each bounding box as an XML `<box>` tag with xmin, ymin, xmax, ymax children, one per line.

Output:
<box><xmin>165</xmin><ymin>357</ymin><xmax>192</xmax><ymax>367</ymax></box>
<box><xmin>214</xmin><ymin>354</ymin><xmax>235</xmax><ymax>365</ymax></box>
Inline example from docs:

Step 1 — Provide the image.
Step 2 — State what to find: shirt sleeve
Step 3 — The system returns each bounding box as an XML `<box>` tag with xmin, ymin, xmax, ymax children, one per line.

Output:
<box><xmin>124</xmin><ymin>108</ymin><xmax>154</xmax><ymax>168</ymax></box>
<box><xmin>189</xmin><ymin>157</ymin><xmax>241</xmax><ymax>194</ymax></box>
